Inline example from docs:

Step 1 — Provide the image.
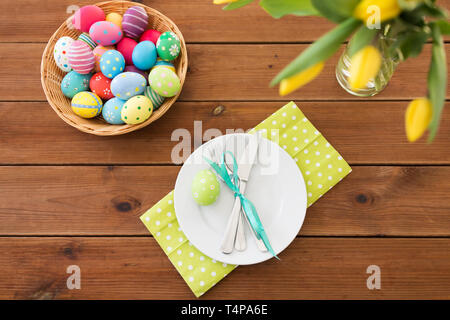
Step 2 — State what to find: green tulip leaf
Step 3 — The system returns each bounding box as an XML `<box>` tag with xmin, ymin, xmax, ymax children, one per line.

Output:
<box><xmin>427</xmin><ymin>24</ymin><xmax>447</xmax><ymax>142</ymax></box>
<box><xmin>223</xmin><ymin>0</ymin><xmax>255</xmax><ymax>11</ymax></box>
<box><xmin>271</xmin><ymin>17</ymin><xmax>361</xmax><ymax>86</ymax></box>
<box><xmin>435</xmin><ymin>20</ymin><xmax>450</xmax><ymax>35</ymax></box>
<box><xmin>347</xmin><ymin>26</ymin><xmax>378</xmax><ymax>57</ymax></box>
<box><xmin>311</xmin><ymin>0</ymin><xmax>360</xmax><ymax>23</ymax></box>
<box><xmin>259</xmin><ymin>0</ymin><xmax>319</xmax><ymax>19</ymax></box>
<box><xmin>390</xmin><ymin>30</ymin><xmax>429</xmax><ymax>61</ymax></box>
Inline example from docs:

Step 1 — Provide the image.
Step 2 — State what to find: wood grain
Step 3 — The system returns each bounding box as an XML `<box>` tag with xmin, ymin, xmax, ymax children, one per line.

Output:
<box><xmin>1</xmin><ymin>43</ymin><xmax>449</xmax><ymax>101</ymax></box>
<box><xmin>0</xmin><ymin>237</ymin><xmax>448</xmax><ymax>299</ymax></box>
<box><xmin>1</xmin><ymin>101</ymin><xmax>448</xmax><ymax>164</ymax></box>
<box><xmin>0</xmin><ymin>166</ymin><xmax>449</xmax><ymax>236</ymax></box>
<box><xmin>1</xmin><ymin>0</ymin><xmax>449</xmax><ymax>43</ymax></box>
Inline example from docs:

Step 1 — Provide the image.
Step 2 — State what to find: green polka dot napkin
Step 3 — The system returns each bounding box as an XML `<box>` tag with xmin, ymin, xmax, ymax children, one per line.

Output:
<box><xmin>140</xmin><ymin>101</ymin><xmax>351</xmax><ymax>297</ymax></box>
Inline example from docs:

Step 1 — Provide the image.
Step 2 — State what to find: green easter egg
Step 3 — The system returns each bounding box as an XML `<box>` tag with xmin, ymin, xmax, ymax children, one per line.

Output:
<box><xmin>191</xmin><ymin>169</ymin><xmax>220</xmax><ymax>206</ymax></box>
<box><xmin>121</xmin><ymin>95</ymin><xmax>153</xmax><ymax>124</ymax></box>
<box><xmin>148</xmin><ymin>67</ymin><xmax>181</xmax><ymax>97</ymax></box>
<box><xmin>156</xmin><ymin>31</ymin><xmax>181</xmax><ymax>61</ymax></box>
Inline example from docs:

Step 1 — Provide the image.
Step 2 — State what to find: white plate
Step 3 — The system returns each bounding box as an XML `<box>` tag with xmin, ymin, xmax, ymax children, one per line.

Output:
<box><xmin>174</xmin><ymin>133</ymin><xmax>307</xmax><ymax>265</ymax></box>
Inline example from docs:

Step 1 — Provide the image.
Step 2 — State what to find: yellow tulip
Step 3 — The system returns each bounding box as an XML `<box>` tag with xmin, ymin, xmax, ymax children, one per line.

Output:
<box><xmin>405</xmin><ymin>98</ymin><xmax>432</xmax><ymax>142</ymax></box>
<box><xmin>354</xmin><ymin>0</ymin><xmax>401</xmax><ymax>23</ymax></box>
<box><xmin>213</xmin><ymin>0</ymin><xmax>239</xmax><ymax>4</ymax></box>
<box><xmin>279</xmin><ymin>62</ymin><xmax>324</xmax><ymax>96</ymax></box>
<box><xmin>349</xmin><ymin>45</ymin><xmax>381</xmax><ymax>90</ymax></box>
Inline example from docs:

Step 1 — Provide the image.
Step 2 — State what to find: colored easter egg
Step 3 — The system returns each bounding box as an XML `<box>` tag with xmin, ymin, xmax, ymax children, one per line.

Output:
<box><xmin>121</xmin><ymin>95</ymin><xmax>153</xmax><ymax>124</ymax></box>
<box><xmin>61</xmin><ymin>71</ymin><xmax>92</xmax><ymax>98</ymax></box>
<box><xmin>106</xmin><ymin>12</ymin><xmax>122</xmax><ymax>28</ymax></box>
<box><xmin>139</xmin><ymin>29</ymin><xmax>161</xmax><ymax>45</ymax></box>
<box><xmin>89</xmin><ymin>21</ymin><xmax>123</xmax><ymax>46</ymax></box>
<box><xmin>122</xmin><ymin>6</ymin><xmax>148</xmax><ymax>39</ymax></box>
<box><xmin>156</xmin><ymin>31</ymin><xmax>181</xmax><ymax>61</ymax></box>
<box><xmin>132</xmin><ymin>41</ymin><xmax>157</xmax><ymax>70</ymax></box>
<box><xmin>89</xmin><ymin>72</ymin><xmax>114</xmax><ymax>100</ymax></box>
<box><xmin>102</xmin><ymin>97</ymin><xmax>125</xmax><ymax>124</ymax></box>
<box><xmin>93</xmin><ymin>45</ymin><xmax>114</xmax><ymax>72</ymax></box>
<box><xmin>111</xmin><ymin>72</ymin><xmax>147</xmax><ymax>100</ymax></box>
<box><xmin>71</xmin><ymin>91</ymin><xmax>103</xmax><ymax>118</ymax></box>
<box><xmin>151</xmin><ymin>58</ymin><xmax>176</xmax><ymax>73</ymax></box>
<box><xmin>116</xmin><ymin>37</ymin><xmax>137</xmax><ymax>65</ymax></box>
<box><xmin>54</xmin><ymin>36</ymin><xmax>74</xmax><ymax>72</ymax></box>
<box><xmin>191</xmin><ymin>169</ymin><xmax>220</xmax><ymax>206</ymax></box>
<box><xmin>144</xmin><ymin>86</ymin><xmax>165</xmax><ymax>110</ymax></box>
<box><xmin>124</xmin><ymin>65</ymin><xmax>148</xmax><ymax>78</ymax></box>
<box><xmin>72</xmin><ymin>5</ymin><xmax>105</xmax><ymax>33</ymax></box>
<box><xmin>77</xmin><ymin>32</ymin><xmax>97</xmax><ymax>50</ymax></box>
<box><xmin>148</xmin><ymin>67</ymin><xmax>181</xmax><ymax>97</ymax></box>
<box><xmin>100</xmin><ymin>50</ymin><xmax>125</xmax><ymax>79</ymax></box>
<box><xmin>68</xmin><ymin>40</ymin><xmax>95</xmax><ymax>74</ymax></box>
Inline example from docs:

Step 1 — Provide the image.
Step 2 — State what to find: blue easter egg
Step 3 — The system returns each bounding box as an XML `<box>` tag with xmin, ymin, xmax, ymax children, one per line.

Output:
<box><xmin>102</xmin><ymin>97</ymin><xmax>126</xmax><ymax>124</ymax></box>
<box><xmin>110</xmin><ymin>72</ymin><xmax>147</xmax><ymax>100</ymax></box>
<box><xmin>100</xmin><ymin>50</ymin><xmax>125</xmax><ymax>79</ymax></box>
<box><xmin>61</xmin><ymin>71</ymin><xmax>92</xmax><ymax>98</ymax></box>
<box><xmin>132</xmin><ymin>41</ymin><xmax>157</xmax><ymax>70</ymax></box>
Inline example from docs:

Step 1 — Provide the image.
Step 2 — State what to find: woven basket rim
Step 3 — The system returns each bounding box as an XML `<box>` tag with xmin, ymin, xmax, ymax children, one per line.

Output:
<box><xmin>41</xmin><ymin>0</ymin><xmax>188</xmax><ymax>136</ymax></box>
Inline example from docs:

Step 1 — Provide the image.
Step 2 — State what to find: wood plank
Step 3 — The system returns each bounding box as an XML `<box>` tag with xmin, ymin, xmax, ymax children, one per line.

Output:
<box><xmin>2</xmin><ymin>43</ymin><xmax>450</xmax><ymax>101</ymax></box>
<box><xmin>1</xmin><ymin>166</ymin><xmax>449</xmax><ymax>236</ymax></box>
<box><xmin>0</xmin><ymin>101</ymin><xmax>449</xmax><ymax>164</ymax></box>
<box><xmin>0</xmin><ymin>237</ymin><xmax>448</xmax><ymax>299</ymax></box>
<box><xmin>1</xmin><ymin>0</ymin><xmax>449</xmax><ymax>43</ymax></box>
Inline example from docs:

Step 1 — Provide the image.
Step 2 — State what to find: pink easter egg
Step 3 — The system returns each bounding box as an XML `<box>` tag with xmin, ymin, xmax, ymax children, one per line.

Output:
<box><xmin>139</xmin><ymin>29</ymin><xmax>161</xmax><ymax>45</ymax></box>
<box><xmin>124</xmin><ymin>65</ymin><xmax>148</xmax><ymax>79</ymax></box>
<box><xmin>68</xmin><ymin>40</ymin><xmax>95</xmax><ymax>74</ymax></box>
<box><xmin>116</xmin><ymin>37</ymin><xmax>137</xmax><ymax>65</ymax></box>
<box><xmin>89</xmin><ymin>21</ymin><xmax>123</xmax><ymax>46</ymax></box>
<box><xmin>72</xmin><ymin>5</ymin><xmax>105</xmax><ymax>33</ymax></box>
<box><xmin>93</xmin><ymin>45</ymin><xmax>114</xmax><ymax>72</ymax></box>
<box><xmin>122</xmin><ymin>6</ymin><xmax>148</xmax><ymax>39</ymax></box>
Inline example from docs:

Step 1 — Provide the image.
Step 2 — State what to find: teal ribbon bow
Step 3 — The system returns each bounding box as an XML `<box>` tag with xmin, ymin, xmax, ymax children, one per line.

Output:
<box><xmin>204</xmin><ymin>151</ymin><xmax>279</xmax><ymax>260</ymax></box>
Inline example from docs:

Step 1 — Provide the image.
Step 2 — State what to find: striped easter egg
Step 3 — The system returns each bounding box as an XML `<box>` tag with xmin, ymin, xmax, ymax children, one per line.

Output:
<box><xmin>122</xmin><ymin>6</ymin><xmax>148</xmax><ymax>39</ymax></box>
<box><xmin>68</xmin><ymin>40</ymin><xmax>95</xmax><ymax>74</ymax></box>
<box><xmin>144</xmin><ymin>86</ymin><xmax>165</xmax><ymax>110</ymax></box>
<box><xmin>71</xmin><ymin>91</ymin><xmax>103</xmax><ymax>118</ymax></box>
<box><xmin>78</xmin><ymin>32</ymin><xmax>97</xmax><ymax>50</ymax></box>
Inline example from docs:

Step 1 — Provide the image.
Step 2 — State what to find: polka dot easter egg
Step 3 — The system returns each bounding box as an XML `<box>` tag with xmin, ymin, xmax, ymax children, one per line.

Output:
<box><xmin>61</xmin><ymin>71</ymin><xmax>92</xmax><ymax>99</ymax></box>
<box><xmin>148</xmin><ymin>67</ymin><xmax>181</xmax><ymax>97</ymax></box>
<box><xmin>144</xmin><ymin>86</ymin><xmax>165</xmax><ymax>110</ymax></box>
<box><xmin>89</xmin><ymin>72</ymin><xmax>114</xmax><ymax>100</ymax></box>
<box><xmin>191</xmin><ymin>169</ymin><xmax>220</xmax><ymax>206</ymax></box>
<box><xmin>100</xmin><ymin>50</ymin><xmax>125</xmax><ymax>79</ymax></box>
<box><xmin>121</xmin><ymin>95</ymin><xmax>153</xmax><ymax>124</ymax></box>
<box><xmin>89</xmin><ymin>21</ymin><xmax>123</xmax><ymax>46</ymax></box>
<box><xmin>77</xmin><ymin>32</ymin><xmax>97</xmax><ymax>50</ymax></box>
<box><xmin>71</xmin><ymin>91</ymin><xmax>103</xmax><ymax>118</ymax></box>
<box><xmin>72</xmin><ymin>5</ymin><xmax>105</xmax><ymax>33</ymax></box>
<box><xmin>122</xmin><ymin>6</ymin><xmax>149</xmax><ymax>39</ymax></box>
<box><xmin>124</xmin><ymin>65</ymin><xmax>147</xmax><ymax>78</ymax></box>
<box><xmin>132</xmin><ymin>41</ymin><xmax>157</xmax><ymax>70</ymax></box>
<box><xmin>93</xmin><ymin>45</ymin><xmax>114</xmax><ymax>72</ymax></box>
<box><xmin>111</xmin><ymin>72</ymin><xmax>147</xmax><ymax>100</ymax></box>
<box><xmin>106</xmin><ymin>12</ymin><xmax>122</xmax><ymax>28</ymax></box>
<box><xmin>140</xmin><ymin>29</ymin><xmax>161</xmax><ymax>45</ymax></box>
<box><xmin>116</xmin><ymin>37</ymin><xmax>137</xmax><ymax>65</ymax></box>
<box><xmin>156</xmin><ymin>31</ymin><xmax>181</xmax><ymax>61</ymax></box>
<box><xmin>68</xmin><ymin>40</ymin><xmax>95</xmax><ymax>74</ymax></box>
<box><xmin>102</xmin><ymin>97</ymin><xmax>125</xmax><ymax>124</ymax></box>
<box><xmin>54</xmin><ymin>36</ymin><xmax>74</xmax><ymax>72</ymax></box>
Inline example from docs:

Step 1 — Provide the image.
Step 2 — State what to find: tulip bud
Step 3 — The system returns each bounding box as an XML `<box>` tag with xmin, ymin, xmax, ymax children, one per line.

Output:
<box><xmin>279</xmin><ymin>62</ymin><xmax>324</xmax><ymax>96</ymax></box>
<box><xmin>213</xmin><ymin>0</ymin><xmax>239</xmax><ymax>4</ymax></box>
<box><xmin>405</xmin><ymin>98</ymin><xmax>432</xmax><ymax>142</ymax></box>
<box><xmin>349</xmin><ymin>45</ymin><xmax>381</xmax><ymax>90</ymax></box>
<box><xmin>354</xmin><ymin>0</ymin><xmax>401</xmax><ymax>23</ymax></box>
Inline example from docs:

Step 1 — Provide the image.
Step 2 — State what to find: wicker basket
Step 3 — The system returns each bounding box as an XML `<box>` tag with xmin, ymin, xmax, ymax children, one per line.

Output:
<box><xmin>41</xmin><ymin>0</ymin><xmax>188</xmax><ymax>136</ymax></box>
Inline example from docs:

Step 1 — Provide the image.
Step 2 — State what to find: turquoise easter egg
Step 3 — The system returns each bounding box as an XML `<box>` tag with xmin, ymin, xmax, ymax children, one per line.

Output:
<box><xmin>148</xmin><ymin>67</ymin><xmax>181</xmax><ymax>97</ymax></box>
<box><xmin>132</xmin><ymin>41</ymin><xmax>157</xmax><ymax>70</ymax></box>
<box><xmin>102</xmin><ymin>97</ymin><xmax>125</xmax><ymax>124</ymax></box>
<box><xmin>100</xmin><ymin>50</ymin><xmax>125</xmax><ymax>78</ymax></box>
<box><xmin>144</xmin><ymin>86</ymin><xmax>165</xmax><ymax>110</ymax></box>
<box><xmin>191</xmin><ymin>169</ymin><xmax>220</xmax><ymax>206</ymax></box>
<box><xmin>61</xmin><ymin>71</ymin><xmax>92</xmax><ymax>98</ymax></box>
<box><xmin>156</xmin><ymin>31</ymin><xmax>181</xmax><ymax>61</ymax></box>
<box><xmin>110</xmin><ymin>72</ymin><xmax>147</xmax><ymax>100</ymax></box>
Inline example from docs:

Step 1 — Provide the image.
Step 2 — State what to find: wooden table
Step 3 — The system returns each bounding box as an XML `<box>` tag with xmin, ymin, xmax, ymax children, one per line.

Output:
<box><xmin>0</xmin><ymin>0</ymin><xmax>449</xmax><ymax>299</ymax></box>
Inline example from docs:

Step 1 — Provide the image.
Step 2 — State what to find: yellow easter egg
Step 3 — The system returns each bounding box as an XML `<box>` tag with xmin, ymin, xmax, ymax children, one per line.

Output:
<box><xmin>71</xmin><ymin>91</ymin><xmax>103</xmax><ymax>118</ymax></box>
<box><xmin>121</xmin><ymin>95</ymin><xmax>153</xmax><ymax>124</ymax></box>
<box><xmin>106</xmin><ymin>12</ymin><xmax>123</xmax><ymax>29</ymax></box>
